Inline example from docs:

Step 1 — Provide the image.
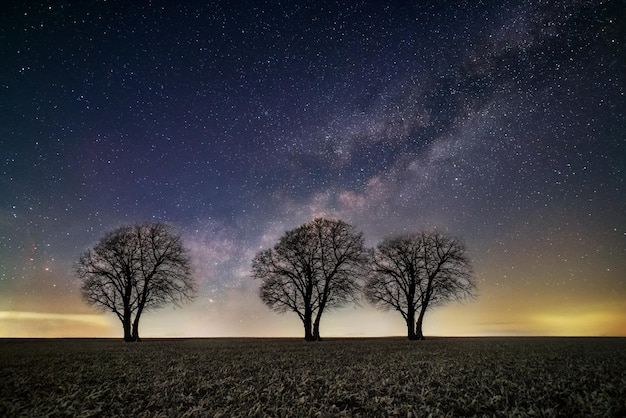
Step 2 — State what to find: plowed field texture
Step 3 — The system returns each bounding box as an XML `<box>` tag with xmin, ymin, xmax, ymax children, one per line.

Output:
<box><xmin>1</xmin><ymin>337</ymin><xmax>624</xmax><ymax>417</ymax></box>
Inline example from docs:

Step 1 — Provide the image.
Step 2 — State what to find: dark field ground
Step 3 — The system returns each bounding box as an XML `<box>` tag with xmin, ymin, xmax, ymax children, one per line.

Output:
<box><xmin>1</xmin><ymin>337</ymin><xmax>625</xmax><ymax>417</ymax></box>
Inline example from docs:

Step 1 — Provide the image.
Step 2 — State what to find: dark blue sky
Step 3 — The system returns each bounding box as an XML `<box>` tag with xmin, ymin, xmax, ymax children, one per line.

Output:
<box><xmin>1</xmin><ymin>0</ymin><xmax>624</xmax><ymax>337</ymax></box>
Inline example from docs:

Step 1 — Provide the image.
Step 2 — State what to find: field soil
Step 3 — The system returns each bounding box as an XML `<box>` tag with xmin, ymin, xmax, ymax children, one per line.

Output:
<box><xmin>1</xmin><ymin>337</ymin><xmax>624</xmax><ymax>417</ymax></box>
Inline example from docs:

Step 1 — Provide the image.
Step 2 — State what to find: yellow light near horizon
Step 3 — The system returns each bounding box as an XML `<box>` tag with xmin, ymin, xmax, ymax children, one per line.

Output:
<box><xmin>531</xmin><ymin>310</ymin><xmax>625</xmax><ymax>336</ymax></box>
<box><xmin>0</xmin><ymin>311</ymin><xmax>116</xmax><ymax>338</ymax></box>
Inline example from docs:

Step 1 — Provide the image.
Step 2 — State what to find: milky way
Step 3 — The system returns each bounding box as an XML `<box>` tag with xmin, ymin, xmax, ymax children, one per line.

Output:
<box><xmin>1</xmin><ymin>1</ymin><xmax>624</xmax><ymax>337</ymax></box>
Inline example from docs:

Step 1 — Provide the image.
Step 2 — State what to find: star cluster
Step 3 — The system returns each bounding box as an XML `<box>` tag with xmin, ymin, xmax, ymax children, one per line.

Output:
<box><xmin>1</xmin><ymin>1</ymin><xmax>624</xmax><ymax>337</ymax></box>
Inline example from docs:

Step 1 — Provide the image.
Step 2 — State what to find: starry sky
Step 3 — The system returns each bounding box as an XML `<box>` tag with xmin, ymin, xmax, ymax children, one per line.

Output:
<box><xmin>1</xmin><ymin>0</ymin><xmax>625</xmax><ymax>338</ymax></box>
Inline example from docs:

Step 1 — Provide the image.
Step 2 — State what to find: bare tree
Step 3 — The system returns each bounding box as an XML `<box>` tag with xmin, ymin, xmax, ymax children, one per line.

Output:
<box><xmin>364</xmin><ymin>231</ymin><xmax>475</xmax><ymax>340</ymax></box>
<box><xmin>252</xmin><ymin>218</ymin><xmax>368</xmax><ymax>341</ymax></box>
<box><xmin>75</xmin><ymin>222</ymin><xmax>196</xmax><ymax>342</ymax></box>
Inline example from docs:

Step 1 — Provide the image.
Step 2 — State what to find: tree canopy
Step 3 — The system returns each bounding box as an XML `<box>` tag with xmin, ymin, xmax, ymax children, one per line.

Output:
<box><xmin>75</xmin><ymin>222</ymin><xmax>196</xmax><ymax>341</ymax></box>
<box><xmin>364</xmin><ymin>231</ymin><xmax>475</xmax><ymax>339</ymax></box>
<box><xmin>252</xmin><ymin>218</ymin><xmax>368</xmax><ymax>341</ymax></box>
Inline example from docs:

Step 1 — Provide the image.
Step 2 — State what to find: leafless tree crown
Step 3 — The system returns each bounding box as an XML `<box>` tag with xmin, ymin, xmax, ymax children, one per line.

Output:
<box><xmin>75</xmin><ymin>222</ymin><xmax>195</xmax><ymax>341</ymax></box>
<box><xmin>364</xmin><ymin>231</ymin><xmax>475</xmax><ymax>339</ymax></box>
<box><xmin>251</xmin><ymin>218</ymin><xmax>368</xmax><ymax>340</ymax></box>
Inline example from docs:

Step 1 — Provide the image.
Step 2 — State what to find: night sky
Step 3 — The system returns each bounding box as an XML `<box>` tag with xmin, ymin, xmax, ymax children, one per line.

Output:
<box><xmin>1</xmin><ymin>1</ymin><xmax>625</xmax><ymax>338</ymax></box>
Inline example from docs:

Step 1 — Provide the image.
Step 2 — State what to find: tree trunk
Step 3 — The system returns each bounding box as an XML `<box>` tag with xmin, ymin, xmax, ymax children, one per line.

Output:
<box><xmin>131</xmin><ymin>318</ymin><xmax>141</xmax><ymax>342</ymax></box>
<box><xmin>406</xmin><ymin>308</ymin><xmax>418</xmax><ymax>340</ymax></box>
<box><xmin>312</xmin><ymin>316</ymin><xmax>322</xmax><ymax>341</ymax></box>
<box><xmin>303</xmin><ymin>308</ymin><xmax>315</xmax><ymax>341</ymax></box>
<box><xmin>415</xmin><ymin>305</ymin><xmax>427</xmax><ymax>340</ymax></box>
<box><xmin>131</xmin><ymin>302</ymin><xmax>145</xmax><ymax>342</ymax></box>
<box><xmin>122</xmin><ymin>312</ymin><xmax>133</xmax><ymax>342</ymax></box>
<box><xmin>304</xmin><ymin>322</ymin><xmax>315</xmax><ymax>341</ymax></box>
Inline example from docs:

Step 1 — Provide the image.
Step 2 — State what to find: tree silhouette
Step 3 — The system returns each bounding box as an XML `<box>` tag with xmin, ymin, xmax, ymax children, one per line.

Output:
<box><xmin>364</xmin><ymin>231</ymin><xmax>475</xmax><ymax>340</ymax></box>
<box><xmin>75</xmin><ymin>222</ymin><xmax>196</xmax><ymax>342</ymax></box>
<box><xmin>252</xmin><ymin>218</ymin><xmax>368</xmax><ymax>341</ymax></box>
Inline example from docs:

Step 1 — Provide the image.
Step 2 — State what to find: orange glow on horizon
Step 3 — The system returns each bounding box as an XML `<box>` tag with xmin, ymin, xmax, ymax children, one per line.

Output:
<box><xmin>2</xmin><ymin>302</ymin><xmax>625</xmax><ymax>339</ymax></box>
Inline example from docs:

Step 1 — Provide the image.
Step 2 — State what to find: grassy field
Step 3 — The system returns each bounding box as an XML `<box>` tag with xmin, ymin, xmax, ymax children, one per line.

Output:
<box><xmin>1</xmin><ymin>337</ymin><xmax>624</xmax><ymax>417</ymax></box>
